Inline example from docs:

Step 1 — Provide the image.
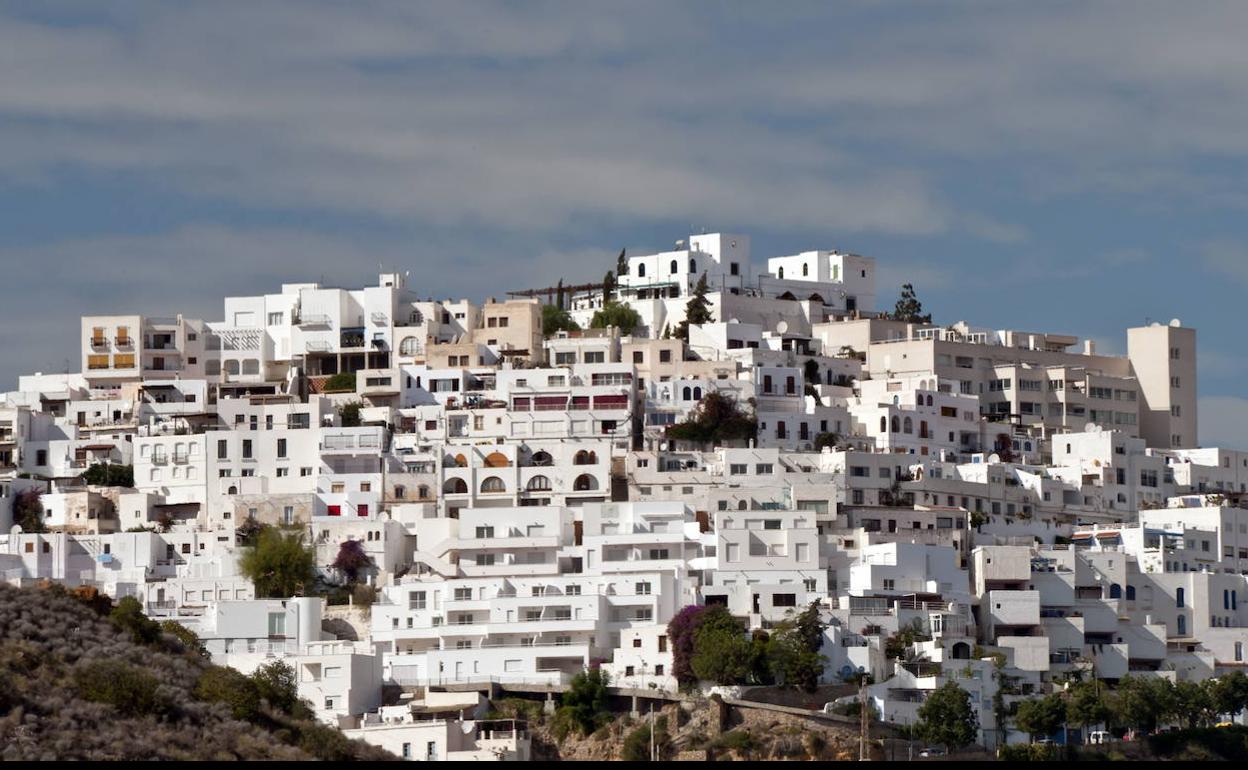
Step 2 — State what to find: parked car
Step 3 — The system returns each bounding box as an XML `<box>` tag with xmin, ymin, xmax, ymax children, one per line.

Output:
<box><xmin>918</xmin><ymin>747</ymin><xmax>946</xmax><ymax>757</ymax></box>
<box><xmin>1087</xmin><ymin>730</ymin><xmax>1112</xmax><ymax>744</ymax></box>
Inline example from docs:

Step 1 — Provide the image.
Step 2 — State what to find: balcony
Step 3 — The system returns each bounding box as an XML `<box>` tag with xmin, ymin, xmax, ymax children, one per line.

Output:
<box><xmin>299</xmin><ymin>314</ymin><xmax>332</xmax><ymax>327</ymax></box>
<box><xmin>305</xmin><ymin>340</ymin><xmax>332</xmax><ymax>353</ymax></box>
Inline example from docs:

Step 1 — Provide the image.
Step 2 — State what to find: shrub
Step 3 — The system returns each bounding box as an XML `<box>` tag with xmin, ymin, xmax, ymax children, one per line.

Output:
<box><xmin>621</xmin><ymin>715</ymin><xmax>670</xmax><ymax>761</ymax></box>
<box><xmin>559</xmin><ymin>667</ymin><xmax>612</xmax><ymax>736</ymax></box>
<box><xmin>338</xmin><ymin>402</ymin><xmax>363</xmax><ymax>427</ymax></box>
<box><xmin>74</xmin><ymin>659</ymin><xmax>164</xmax><ymax>716</ymax></box>
<box><xmin>666</xmin><ymin>391</ymin><xmax>757</xmax><ymax>446</ymax></box>
<box><xmin>82</xmin><ymin>463</ymin><xmax>134</xmax><ymax>487</ymax></box>
<box><xmin>252</xmin><ymin>660</ymin><xmax>301</xmax><ymax>715</ymax></box>
<box><xmin>110</xmin><ymin>595</ymin><xmax>161</xmax><ymax>646</ymax></box>
<box><xmin>323</xmin><ymin>372</ymin><xmax>357</xmax><ymax>393</ymax></box>
<box><xmin>331</xmin><ymin>539</ymin><xmax>373</xmax><ymax>584</ymax></box>
<box><xmin>161</xmin><ymin>620</ymin><xmax>210</xmax><ymax>659</ymax></box>
<box><xmin>13</xmin><ymin>488</ymin><xmax>45</xmax><ymax>533</ymax></box>
<box><xmin>589</xmin><ymin>301</ymin><xmax>641</xmax><ymax>332</ymax></box>
<box><xmin>194</xmin><ymin>666</ymin><xmax>262</xmax><ymax>722</ymax></box>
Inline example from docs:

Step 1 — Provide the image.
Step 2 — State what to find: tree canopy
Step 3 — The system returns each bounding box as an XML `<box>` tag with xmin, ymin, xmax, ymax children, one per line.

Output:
<box><xmin>589</xmin><ymin>301</ymin><xmax>641</xmax><ymax>332</ymax></box>
<box><xmin>82</xmin><ymin>463</ymin><xmax>134</xmax><ymax>487</ymax></box>
<box><xmin>239</xmin><ymin>526</ymin><xmax>317</xmax><ymax>598</ymax></box>
<box><xmin>889</xmin><ymin>283</ymin><xmax>932</xmax><ymax>323</ymax></box>
<box><xmin>690</xmin><ymin>606</ymin><xmax>756</xmax><ymax>685</ymax></box>
<box><xmin>916</xmin><ymin>681</ymin><xmax>978</xmax><ymax>750</ymax></box>
<box><xmin>1013</xmin><ymin>693</ymin><xmax>1066</xmax><ymax>742</ymax></box>
<box><xmin>331</xmin><ymin>539</ymin><xmax>373</xmax><ymax>584</ymax></box>
<box><xmin>665</xmin><ymin>391</ymin><xmax>757</xmax><ymax>446</ymax></box>
<box><xmin>676</xmin><ymin>272</ymin><xmax>713</xmax><ymax>341</ymax></box>
<box><xmin>541</xmin><ymin>303</ymin><xmax>580</xmax><ymax>337</ymax></box>
<box><xmin>765</xmin><ymin>602</ymin><xmax>827</xmax><ymax>692</ymax></box>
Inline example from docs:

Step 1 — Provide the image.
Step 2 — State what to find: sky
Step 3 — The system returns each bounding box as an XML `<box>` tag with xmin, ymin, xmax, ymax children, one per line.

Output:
<box><xmin>0</xmin><ymin>1</ymin><xmax>1245</xmax><ymax>448</ymax></box>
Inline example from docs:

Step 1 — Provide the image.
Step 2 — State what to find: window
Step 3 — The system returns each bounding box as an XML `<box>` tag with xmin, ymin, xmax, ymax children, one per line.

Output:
<box><xmin>267</xmin><ymin>312</ymin><xmax>283</xmax><ymax>325</ymax></box>
<box><xmin>773</xmin><ymin>594</ymin><xmax>796</xmax><ymax>607</ymax></box>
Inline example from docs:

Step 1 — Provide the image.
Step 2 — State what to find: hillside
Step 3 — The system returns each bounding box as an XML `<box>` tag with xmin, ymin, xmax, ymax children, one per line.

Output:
<box><xmin>0</xmin><ymin>582</ymin><xmax>395</xmax><ymax>761</ymax></box>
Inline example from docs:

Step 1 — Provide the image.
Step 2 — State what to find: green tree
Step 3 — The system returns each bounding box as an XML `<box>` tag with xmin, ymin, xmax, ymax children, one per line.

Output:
<box><xmin>252</xmin><ymin>660</ymin><xmax>303</xmax><ymax>715</ymax></box>
<box><xmin>1066</xmin><ymin>679</ymin><xmax>1111</xmax><ymax>736</ymax></box>
<box><xmin>558</xmin><ymin>667</ymin><xmax>611</xmax><ymax>736</ymax></box>
<box><xmin>616</xmin><ymin>248</ymin><xmax>628</xmax><ymax>277</ymax></box>
<box><xmin>555</xmin><ymin>278</ymin><xmax>565</xmax><ymax>310</ymax></box>
<box><xmin>1112</xmin><ymin>675</ymin><xmax>1175</xmax><ymax>734</ymax></box>
<box><xmin>675</xmin><ymin>272</ymin><xmax>713</xmax><ymax>341</ymax></box>
<box><xmin>240</xmin><ymin>526</ymin><xmax>317</xmax><ymax>598</ymax></box>
<box><xmin>602</xmin><ymin>270</ymin><xmax>616</xmax><ymax>306</ymax></box>
<box><xmin>589</xmin><ymin>301</ymin><xmax>641</xmax><ymax>332</ymax></box>
<box><xmin>889</xmin><ymin>283</ymin><xmax>932</xmax><ymax>323</ymax></box>
<box><xmin>1172</xmin><ymin>678</ymin><xmax>1217</xmax><ymax>729</ymax></box>
<box><xmin>1212</xmin><ymin>671</ymin><xmax>1248</xmax><ymax>720</ymax></box>
<box><xmin>541</xmin><ymin>303</ymin><xmax>580</xmax><ymax>337</ymax></box>
<box><xmin>1014</xmin><ymin>693</ymin><xmax>1067</xmax><ymax>743</ymax></box>
<box><xmin>82</xmin><ymin>463</ymin><xmax>135</xmax><ymax>487</ymax></box>
<box><xmin>665</xmin><ymin>391</ymin><xmax>757</xmax><ymax>446</ymax></box>
<box><xmin>338</xmin><ymin>401</ymin><xmax>362</xmax><ymax>427</ymax></box>
<box><xmin>765</xmin><ymin>602</ymin><xmax>826</xmax><ymax>692</ymax></box>
<box><xmin>691</xmin><ymin>606</ymin><xmax>756</xmax><ymax>685</ymax></box>
<box><xmin>13</xmin><ymin>488</ymin><xmax>45</xmax><ymax>533</ymax></box>
<box><xmin>916</xmin><ymin>681</ymin><xmax>978</xmax><ymax>751</ymax></box>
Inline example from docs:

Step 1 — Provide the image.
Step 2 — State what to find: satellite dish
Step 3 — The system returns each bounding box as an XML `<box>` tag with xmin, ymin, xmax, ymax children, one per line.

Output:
<box><xmin>988</xmin><ymin>453</ymin><xmax>1001</xmax><ymax>464</ymax></box>
<box><xmin>1169</xmin><ymin>318</ymin><xmax>1182</xmax><ymax>327</ymax></box>
<box><xmin>776</xmin><ymin>320</ymin><xmax>789</xmax><ymax>334</ymax></box>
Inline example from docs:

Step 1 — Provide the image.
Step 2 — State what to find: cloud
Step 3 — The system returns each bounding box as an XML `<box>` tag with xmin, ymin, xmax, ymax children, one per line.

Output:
<box><xmin>1199</xmin><ymin>396</ymin><xmax>1248</xmax><ymax>451</ymax></box>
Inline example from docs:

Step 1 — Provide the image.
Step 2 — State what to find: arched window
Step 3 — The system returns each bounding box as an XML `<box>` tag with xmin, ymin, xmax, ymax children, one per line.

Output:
<box><xmin>802</xmin><ymin>262</ymin><xmax>809</xmax><ymax>277</ymax></box>
<box><xmin>1126</xmin><ymin>585</ymin><xmax>1136</xmax><ymax>601</ymax></box>
<box><xmin>573</xmin><ymin>474</ymin><xmax>598</xmax><ymax>492</ymax></box>
<box><xmin>778</xmin><ymin>267</ymin><xmax>785</xmax><ymax>279</ymax></box>
<box><xmin>693</xmin><ymin>387</ymin><xmax>703</xmax><ymax>400</ymax></box>
<box><xmin>1177</xmin><ymin>614</ymin><xmax>1186</xmax><ymax>635</ymax></box>
<box><xmin>574</xmin><ymin>450</ymin><xmax>597</xmax><ymax>465</ymax></box>
<box><xmin>670</xmin><ymin>259</ymin><xmax>678</xmax><ymax>274</ymax></box>
<box><xmin>682</xmin><ymin>386</ymin><xmax>692</xmax><ymax>401</ymax></box>
<box><xmin>453</xmin><ymin>454</ymin><xmax>468</xmax><ymax>468</ymax></box>
<box><xmin>738</xmin><ymin>500</ymin><xmax>748</xmax><ymax>511</ymax></box>
<box><xmin>227</xmin><ymin>485</ymin><xmax>238</xmax><ymax>495</ymax></box>
<box><xmin>409</xmin><ymin>309</ymin><xmax>423</xmax><ymax>325</ymax></box>
<box><xmin>443</xmin><ymin>478</ymin><xmax>468</xmax><ymax>494</ymax></box>
<box><xmin>1109</xmin><ymin>584</ymin><xmax>1122</xmax><ymax>599</ymax></box>
<box><xmin>638</xmin><ymin>263</ymin><xmax>646</xmax><ymax>277</ymax></box>
<box><xmin>903</xmin><ymin>417</ymin><xmax>913</xmax><ymax>434</ymax></box>
<box><xmin>1176</xmin><ymin>587</ymin><xmax>1185</xmax><ymax>608</ymax></box>
<box><xmin>1234</xmin><ymin>590</ymin><xmax>1239</xmax><ymax>610</ymax></box>
<box><xmin>890</xmin><ymin>416</ymin><xmax>900</xmax><ymax>433</ymax></box>
<box><xmin>689</xmin><ymin>259</ymin><xmax>697</xmax><ymax>273</ymax></box>
<box><xmin>926</xmin><ymin>395</ymin><xmax>934</xmax><ymax>407</ymax></box>
<box><xmin>400</xmin><ymin>337</ymin><xmax>420</xmax><ymax>356</ymax></box>
<box><xmin>1225</xmin><ymin>589</ymin><xmax>1230</xmax><ymax>610</ymax></box>
<box><xmin>880</xmin><ymin>417</ymin><xmax>888</xmax><ymax>433</ymax></box>
<box><xmin>480</xmin><ymin>476</ymin><xmax>506</xmax><ymax>493</ymax></box>
<box><xmin>531</xmin><ymin>450</ymin><xmax>553</xmax><ymax>466</ymax></box>
<box><xmin>527</xmin><ymin>475</ymin><xmax>552</xmax><ymax>492</ymax></box>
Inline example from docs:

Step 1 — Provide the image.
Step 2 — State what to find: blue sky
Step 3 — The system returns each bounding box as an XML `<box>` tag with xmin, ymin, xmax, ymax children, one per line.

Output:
<box><xmin>1</xmin><ymin>1</ymin><xmax>1245</xmax><ymax>447</ymax></box>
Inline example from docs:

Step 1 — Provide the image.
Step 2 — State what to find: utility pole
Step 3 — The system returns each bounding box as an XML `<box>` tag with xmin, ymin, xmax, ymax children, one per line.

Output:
<box><xmin>859</xmin><ymin>675</ymin><xmax>869</xmax><ymax>761</ymax></box>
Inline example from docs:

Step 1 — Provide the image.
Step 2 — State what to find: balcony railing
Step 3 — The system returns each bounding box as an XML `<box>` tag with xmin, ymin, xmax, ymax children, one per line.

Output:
<box><xmin>299</xmin><ymin>314</ymin><xmax>332</xmax><ymax>327</ymax></box>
